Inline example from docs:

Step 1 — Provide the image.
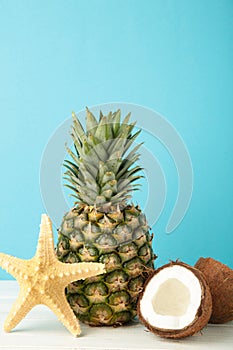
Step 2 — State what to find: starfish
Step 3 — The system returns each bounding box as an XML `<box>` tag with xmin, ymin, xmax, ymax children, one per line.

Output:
<box><xmin>0</xmin><ymin>214</ymin><xmax>105</xmax><ymax>336</ymax></box>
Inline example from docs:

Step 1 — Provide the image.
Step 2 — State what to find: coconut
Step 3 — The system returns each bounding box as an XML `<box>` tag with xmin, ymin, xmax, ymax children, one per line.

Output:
<box><xmin>195</xmin><ymin>257</ymin><xmax>233</xmax><ymax>324</ymax></box>
<box><xmin>137</xmin><ymin>261</ymin><xmax>212</xmax><ymax>339</ymax></box>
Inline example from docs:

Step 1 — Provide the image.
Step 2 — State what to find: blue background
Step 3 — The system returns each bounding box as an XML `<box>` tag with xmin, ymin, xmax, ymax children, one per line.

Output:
<box><xmin>0</xmin><ymin>0</ymin><xmax>232</xmax><ymax>279</ymax></box>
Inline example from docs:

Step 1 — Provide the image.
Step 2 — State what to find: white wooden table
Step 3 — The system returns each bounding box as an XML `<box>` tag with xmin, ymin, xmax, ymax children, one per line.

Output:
<box><xmin>0</xmin><ymin>281</ymin><xmax>232</xmax><ymax>350</ymax></box>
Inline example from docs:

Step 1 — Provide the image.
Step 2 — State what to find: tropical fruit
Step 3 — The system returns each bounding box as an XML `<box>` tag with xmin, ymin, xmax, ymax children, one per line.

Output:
<box><xmin>56</xmin><ymin>108</ymin><xmax>155</xmax><ymax>326</ymax></box>
<box><xmin>137</xmin><ymin>261</ymin><xmax>212</xmax><ymax>339</ymax></box>
<box><xmin>195</xmin><ymin>257</ymin><xmax>233</xmax><ymax>324</ymax></box>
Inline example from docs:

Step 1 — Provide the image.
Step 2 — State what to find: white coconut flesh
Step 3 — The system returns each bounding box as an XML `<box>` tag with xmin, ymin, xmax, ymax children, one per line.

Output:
<box><xmin>140</xmin><ymin>265</ymin><xmax>202</xmax><ymax>330</ymax></box>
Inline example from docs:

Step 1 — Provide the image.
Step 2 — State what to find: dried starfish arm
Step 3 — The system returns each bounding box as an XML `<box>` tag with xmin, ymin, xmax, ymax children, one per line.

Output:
<box><xmin>55</xmin><ymin>261</ymin><xmax>106</xmax><ymax>288</ymax></box>
<box><xmin>35</xmin><ymin>214</ymin><xmax>58</xmax><ymax>265</ymax></box>
<box><xmin>0</xmin><ymin>253</ymin><xmax>32</xmax><ymax>280</ymax></box>
<box><xmin>3</xmin><ymin>288</ymin><xmax>37</xmax><ymax>332</ymax></box>
<box><xmin>44</xmin><ymin>288</ymin><xmax>81</xmax><ymax>336</ymax></box>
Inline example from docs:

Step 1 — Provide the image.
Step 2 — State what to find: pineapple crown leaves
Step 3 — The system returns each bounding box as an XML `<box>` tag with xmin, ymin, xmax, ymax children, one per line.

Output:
<box><xmin>64</xmin><ymin>108</ymin><xmax>144</xmax><ymax>209</ymax></box>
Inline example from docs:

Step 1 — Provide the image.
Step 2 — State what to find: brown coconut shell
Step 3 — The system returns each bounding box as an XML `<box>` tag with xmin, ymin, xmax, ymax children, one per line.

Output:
<box><xmin>137</xmin><ymin>261</ymin><xmax>212</xmax><ymax>339</ymax></box>
<box><xmin>195</xmin><ymin>257</ymin><xmax>233</xmax><ymax>324</ymax></box>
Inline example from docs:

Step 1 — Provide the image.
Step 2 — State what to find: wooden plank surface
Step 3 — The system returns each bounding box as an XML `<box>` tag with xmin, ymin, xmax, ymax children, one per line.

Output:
<box><xmin>0</xmin><ymin>281</ymin><xmax>232</xmax><ymax>350</ymax></box>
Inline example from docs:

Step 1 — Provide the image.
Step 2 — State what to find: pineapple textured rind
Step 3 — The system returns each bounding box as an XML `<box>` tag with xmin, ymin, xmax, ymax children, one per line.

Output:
<box><xmin>57</xmin><ymin>204</ymin><xmax>155</xmax><ymax>325</ymax></box>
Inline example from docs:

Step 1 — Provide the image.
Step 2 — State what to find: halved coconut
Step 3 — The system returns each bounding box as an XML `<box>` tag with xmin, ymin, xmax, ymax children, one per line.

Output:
<box><xmin>137</xmin><ymin>261</ymin><xmax>212</xmax><ymax>339</ymax></box>
<box><xmin>195</xmin><ymin>257</ymin><xmax>233</xmax><ymax>324</ymax></box>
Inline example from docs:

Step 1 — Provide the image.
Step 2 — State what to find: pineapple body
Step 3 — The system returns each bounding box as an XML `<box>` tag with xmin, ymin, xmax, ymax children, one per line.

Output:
<box><xmin>57</xmin><ymin>204</ymin><xmax>154</xmax><ymax>325</ymax></box>
<box><xmin>56</xmin><ymin>108</ymin><xmax>156</xmax><ymax>326</ymax></box>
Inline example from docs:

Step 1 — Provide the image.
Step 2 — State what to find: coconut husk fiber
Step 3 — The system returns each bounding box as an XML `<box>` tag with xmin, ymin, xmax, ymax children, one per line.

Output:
<box><xmin>195</xmin><ymin>257</ymin><xmax>233</xmax><ymax>324</ymax></box>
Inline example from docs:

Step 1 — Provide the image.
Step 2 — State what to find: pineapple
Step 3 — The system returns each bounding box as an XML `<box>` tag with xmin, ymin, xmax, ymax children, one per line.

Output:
<box><xmin>56</xmin><ymin>108</ymin><xmax>156</xmax><ymax>326</ymax></box>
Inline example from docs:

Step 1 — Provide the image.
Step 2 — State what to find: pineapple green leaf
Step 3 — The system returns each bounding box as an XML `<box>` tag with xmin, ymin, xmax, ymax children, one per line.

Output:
<box><xmin>64</xmin><ymin>159</ymin><xmax>98</xmax><ymax>182</ymax></box>
<box><xmin>112</xmin><ymin>109</ymin><xmax>121</xmax><ymax>136</ymax></box>
<box><xmin>124</xmin><ymin>142</ymin><xmax>143</xmax><ymax>161</ymax></box>
<box><xmin>117</xmin><ymin>179</ymin><xmax>131</xmax><ymax>192</ymax></box>
<box><xmin>86</xmin><ymin>134</ymin><xmax>109</xmax><ymax>161</ymax></box>
<box><xmin>107</xmin><ymin>136</ymin><xmax>123</xmax><ymax>156</ymax></box>
<box><xmin>83</xmin><ymin>138</ymin><xmax>91</xmax><ymax>154</ymax></box>
<box><xmin>110</xmin><ymin>190</ymin><xmax>132</xmax><ymax>203</ymax></box>
<box><xmin>111</xmin><ymin>195</ymin><xmax>131</xmax><ymax>204</ymax></box>
<box><xmin>108</xmin><ymin>136</ymin><xmax>127</xmax><ymax>158</ymax></box>
<box><xmin>105</xmin><ymin>158</ymin><xmax>122</xmax><ymax>174</ymax></box>
<box><xmin>126</xmin><ymin>122</ymin><xmax>137</xmax><ymax>138</ymax></box>
<box><xmin>82</xmin><ymin>146</ymin><xmax>101</xmax><ymax>166</ymax></box>
<box><xmin>126</xmin><ymin>165</ymin><xmax>143</xmax><ymax>178</ymax></box>
<box><xmin>128</xmin><ymin>175</ymin><xmax>143</xmax><ymax>183</ymax></box>
<box><xmin>101</xmin><ymin>179</ymin><xmax>117</xmax><ymax>193</ymax></box>
<box><xmin>65</xmin><ymin>174</ymin><xmax>99</xmax><ymax>196</ymax></box>
<box><xmin>83</xmin><ymin>161</ymin><xmax>99</xmax><ymax>178</ymax></box>
<box><xmin>117</xmin><ymin>179</ymin><xmax>141</xmax><ymax>194</ymax></box>
<box><xmin>64</xmin><ymin>170</ymin><xmax>83</xmax><ymax>185</ymax></box>
<box><xmin>65</xmin><ymin>184</ymin><xmax>96</xmax><ymax>204</ymax></box>
<box><xmin>64</xmin><ymin>171</ymin><xmax>85</xmax><ymax>188</ymax></box>
<box><xmin>79</xmin><ymin>185</ymin><xmax>99</xmax><ymax>199</ymax></box>
<box><xmin>101</xmin><ymin>171</ymin><xmax>115</xmax><ymax>185</ymax></box>
<box><xmin>64</xmin><ymin>183</ymin><xmax>80</xmax><ymax>195</ymax></box>
<box><xmin>63</xmin><ymin>169</ymin><xmax>80</xmax><ymax>184</ymax></box>
<box><xmin>123</xmin><ymin>130</ymin><xmax>142</xmax><ymax>155</ymax></box>
<box><xmin>78</xmin><ymin>161</ymin><xmax>97</xmax><ymax>183</ymax></box>
<box><xmin>122</xmin><ymin>112</ymin><xmax>131</xmax><ymax>126</ymax></box>
<box><xmin>78</xmin><ymin>192</ymin><xmax>96</xmax><ymax>204</ymax></box>
<box><xmin>116</xmin><ymin>154</ymin><xmax>140</xmax><ymax>180</ymax></box>
<box><xmin>97</xmin><ymin>161</ymin><xmax>109</xmax><ymax>184</ymax></box>
<box><xmin>72</xmin><ymin>112</ymin><xmax>85</xmax><ymax>141</ymax></box>
<box><xmin>105</xmin><ymin>111</ymin><xmax>113</xmax><ymax>140</ymax></box>
<box><xmin>66</xmin><ymin>146</ymin><xmax>82</xmax><ymax>167</ymax></box>
<box><xmin>117</xmin><ymin>123</ymin><xmax>131</xmax><ymax>140</ymax></box>
<box><xmin>87</xmin><ymin>133</ymin><xmax>99</xmax><ymax>146</ymax></box>
<box><xmin>71</xmin><ymin>126</ymin><xmax>82</xmax><ymax>146</ymax></box>
<box><xmin>95</xmin><ymin>116</ymin><xmax>107</xmax><ymax>141</ymax></box>
<box><xmin>71</xmin><ymin>137</ymin><xmax>83</xmax><ymax>157</ymax></box>
<box><xmin>95</xmin><ymin>195</ymin><xmax>108</xmax><ymax>205</ymax></box>
<box><xmin>99</xmin><ymin>110</ymin><xmax>104</xmax><ymax>120</ymax></box>
<box><xmin>69</xmin><ymin>193</ymin><xmax>80</xmax><ymax>202</ymax></box>
<box><xmin>86</xmin><ymin>107</ymin><xmax>98</xmax><ymax>134</ymax></box>
<box><xmin>64</xmin><ymin>160</ymin><xmax>79</xmax><ymax>177</ymax></box>
<box><xmin>101</xmin><ymin>189</ymin><xmax>113</xmax><ymax>199</ymax></box>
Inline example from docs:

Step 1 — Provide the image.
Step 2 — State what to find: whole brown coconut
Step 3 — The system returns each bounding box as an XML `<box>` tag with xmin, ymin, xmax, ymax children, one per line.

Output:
<box><xmin>137</xmin><ymin>261</ymin><xmax>212</xmax><ymax>339</ymax></box>
<box><xmin>195</xmin><ymin>257</ymin><xmax>233</xmax><ymax>324</ymax></box>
